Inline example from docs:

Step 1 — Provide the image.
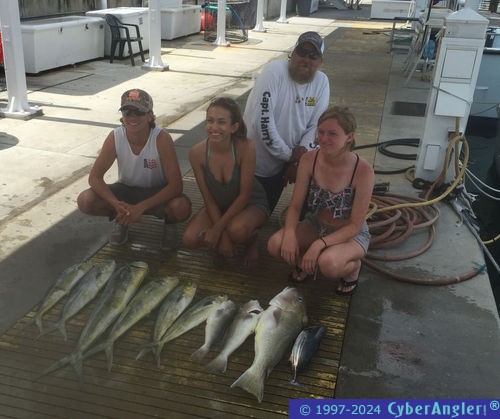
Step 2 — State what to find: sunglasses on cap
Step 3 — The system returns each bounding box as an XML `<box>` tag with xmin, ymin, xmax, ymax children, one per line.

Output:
<box><xmin>294</xmin><ymin>45</ymin><xmax>322</xmax><ymax>60</ymax></box>
<box><xmin>121</xmin><ymin>109</ymin><xmax>147</xmax><ymax>117</ymax></box>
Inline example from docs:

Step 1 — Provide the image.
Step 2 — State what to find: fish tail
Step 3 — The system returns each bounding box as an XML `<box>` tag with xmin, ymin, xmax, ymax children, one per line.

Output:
<box><xmin>22</xmin><ymin>316</ymin><xmax>41</xmax><ymax>334</ymax></box>
<box><xmin>136</xmin><ymin>342</ymin><xmax>154</xmax><ymax>361</ymax></box>
<box><xmin>105</xmin><ymin>344</ymin><xmax>114</xmax><ymax>372</ymax></box>
<box><xmin>231</xmin><ymin>366</ymin><xmax>266</xmax><ymax>403</ymax></box>
<box><xmin>83</xmin><ymin>342</ymin><xmax>106</xmax><ymax>360</ymax></box>
<box><xmin>71</xmin><ymin>352</ymin><xmax>84</xmax><ymax>381</ymax></box>
<box><xmin>36</xmin><ymin>322</ymin><xmax>58</xmax><ymax>340</ymax></box>
<box><xmin>153</xmin><ymin>342</ymin><xmax>165</xmax><ymax>367</ymax></box>
<box><xmin>190</xmin><ymin>345</ymin><xmax>209</xmax><ymax>363</ymax></box>
<box><xmin>41</xmin><ymin>353</ymin><xmax>73</xmax><ymax>376</ymax></box>
<box><xmin>56</xmin><ymin>321</ymin><xmax>68</xmax><ymax>342</ymax></box>
<box><xmin>205</xmin><ymin>354</ymin><xmax>228</xmax><ymax>374</ymax></box>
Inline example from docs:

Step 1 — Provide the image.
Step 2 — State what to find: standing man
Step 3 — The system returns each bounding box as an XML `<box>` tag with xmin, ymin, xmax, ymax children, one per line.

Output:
<box><xmin>243</xmin><ymin>31</ymin><xmax>330</xmax><ymax>213</ymax></box>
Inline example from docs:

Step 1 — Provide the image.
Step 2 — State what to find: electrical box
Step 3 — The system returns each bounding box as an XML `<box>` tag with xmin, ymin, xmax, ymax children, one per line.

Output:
<box><xmin>414</xmin><ymin>7</ymin><xmax>488</xmax><ymax>182</ymax></box>
<box><xmin>444</xmin><ymin>7</ymin><xmax>488</xmax><ymax>39</ymax></box>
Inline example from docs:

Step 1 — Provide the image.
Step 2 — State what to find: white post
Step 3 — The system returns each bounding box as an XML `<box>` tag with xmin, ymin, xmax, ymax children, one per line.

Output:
<box><xmin>143</xmin><ymin>0</ymin><xmax>169</xmax><ymax>71</ymax></box>
<box><xmin>0</xmin><ymin>0</ymin><xmax>42</xmax><ymax>119</ymax></box>
<box><xmin>277</xmin><ymin>0</ymin><xmax>288</xmax><ymax>24</ymax></box>
<box><xmin>97</xmin><ymin>0</ymin><xmax>108</xmax><ymax>8</ymax></box>
<box><xmin>253</xmin><ymin>0</ymin><xmax>266</xmax><ymax>32</ymax></box>
<box><xmin>213</xmin><ymin>0</ymin><xmax>230</xmax><ymax>46</ymax></box>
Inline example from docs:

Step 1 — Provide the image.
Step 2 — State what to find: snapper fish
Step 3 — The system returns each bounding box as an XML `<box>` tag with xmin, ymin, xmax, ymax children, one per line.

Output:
<box><xmin>137</xmin><ymin>294</ymin><xmax>228</xmax><ymax>367</ymax></box>
<box><xmin>231</xmin><ymin>287</ymin><xmax>307</xmax><ymax>403</ymax></box>
<box><xmin>205</xmin><ymin>299</ymin><xmax>263</xmax><ymax>374</ymax></box>
<box><xmin>191</xmin><ymin>299</ymin><xmax>237</xmax><ymax>363</ymax></box>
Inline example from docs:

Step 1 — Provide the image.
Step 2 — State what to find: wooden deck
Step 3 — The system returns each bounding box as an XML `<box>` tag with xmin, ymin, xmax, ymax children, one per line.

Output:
<box><xmin>0</xmin><ymin>176</ymin><xmax>350</xmax><ymax>418</ymax></box>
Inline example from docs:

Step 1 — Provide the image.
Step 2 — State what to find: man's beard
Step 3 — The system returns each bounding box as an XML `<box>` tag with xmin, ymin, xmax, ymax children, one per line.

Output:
<box><xmin>289</xmin><ymin>64</ymin><xmax>315</xmax><ymax>84</ymax></box>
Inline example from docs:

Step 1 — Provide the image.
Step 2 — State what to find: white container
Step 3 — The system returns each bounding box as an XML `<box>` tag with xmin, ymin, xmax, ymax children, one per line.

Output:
<box><xmin>86</xmin><ymin>7</ymin><xmax>149</xmax><ymax>57</ymax></box>
<box><xmin>21</xmin><ymin>16</ymin><xmax>105</xmax><ymax>74</ymax></box>
<box><xmin>370</xmin><ymin>0</ymin><xmax>413</xmax><ymax>20</ymax></box>
<box><xmin>159</xmin><ymin>0</ymin><xmax>182</xmax><ymax>7</ymax></box>
<box><xmin>161</xmin><ymin>5</ymin><xmax>201</xmax><ymax>40</ymax></box>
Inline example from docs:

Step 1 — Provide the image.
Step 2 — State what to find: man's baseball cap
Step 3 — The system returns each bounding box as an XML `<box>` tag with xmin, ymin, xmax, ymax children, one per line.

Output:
<box><xmin>296</xmin><ymin>31</ymin><xmax>324</xmax><ymax>55</ymax></box>
<box><xmin>119</xmin><ymin>89</ymin><xmax>153</xmax><ymax>112</ymax></box>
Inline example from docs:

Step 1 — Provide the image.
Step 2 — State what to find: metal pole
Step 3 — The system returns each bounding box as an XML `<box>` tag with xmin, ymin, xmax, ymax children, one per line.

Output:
<box><xmin>0</xmin><ymin>0</ymin><xmax>42</xmax><ymax>119</ymax></box>
<box><xmin>143</xmin><ymin>0</ymin><xmax>169</xmax><ymax>71</ymax></box>
<box><xmin>277</xmin><ymin>0</ymin><xmax>288</xmax><ymax>24</ymax></box>
<box><xmin>253</xmin><ymin>0</ymin><xmax>266</xmax><ymax>32</ymax></box>
<box><xmin>213</xmin><ymin>0</ymin><xmax>230</xmax><ymax>46</ymax></box>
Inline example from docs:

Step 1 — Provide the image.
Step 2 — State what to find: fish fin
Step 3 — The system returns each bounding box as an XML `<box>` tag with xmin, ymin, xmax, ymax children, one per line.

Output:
<box><xmin>22</xmin><ymin>316</ymin><xmax>41</xmax><ymax>334</ymax></box>
<box><xmin>190</xmin><ymin>345</ymin><xmax>209</xmax><ymax>363</ymax></box>
<box><xmin>36</xmin><ymin>322</ymin><xmax>58</xmax><ymax>339</ymax></box>
<box><xmin>231</xmin><ymin>366</ymin><xmax>265</xmax><ymax>403</ymax></box>
<box><xmin>205</xmin><ymin>354</ymin><xmax>228</xmax><ymax>374</ymax></box>
<box><xmin>83</xmin><ymin>342</ymin><xmax>106</xmax><ymax>360</ymax></box>
<box><xmin>154</xmin><ymin>342</ymin><xmax>165</xmax><ymax>367</ymax></box>
<box><xmin>136</xmin><ymin>342</ymin><xmax>154</xmax><ymax>361</ymax></box>
<box><xmin>56</xmin><ymin>321</ymin><xmax>68</xmax><ymax>342</ymax></box>
<box><xmin>41</xmin><ymin>353</ymin><xmax>73</xmax><ymax>376</ymax></box>
<box><xmin>105</xmin><ymin>344</ymin><xmax>114</xmax><ymax>372</ymax></box>
<box><xmin>71</xmin><ymin>353</ymin><xmax>84</xmax><ymax>382</ymax></box>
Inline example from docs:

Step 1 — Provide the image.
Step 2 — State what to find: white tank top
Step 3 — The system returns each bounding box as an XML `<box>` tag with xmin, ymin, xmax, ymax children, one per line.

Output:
<box><xmin>114</xmin><ymin>125</ymin><xmax>167</xmax><ymax>188</ymax></box>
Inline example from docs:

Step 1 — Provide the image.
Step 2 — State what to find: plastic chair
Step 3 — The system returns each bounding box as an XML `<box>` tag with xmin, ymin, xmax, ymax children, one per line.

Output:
<box><xmin>105</xmin><ymin>14</ymin><xmax>145</xmax><ymax>66</ymax></box>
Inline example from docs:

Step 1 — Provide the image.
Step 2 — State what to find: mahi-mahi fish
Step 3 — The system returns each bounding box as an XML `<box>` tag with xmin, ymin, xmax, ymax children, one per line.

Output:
<box><xmin>42</xmin><ymin>261</ymin><xmax>148</xmax><ymax>380</ymax></box>
<box><xmin>191</xmin><ymin>299</ymin><xmax>237</xmax><ymax>362</ymax></box>
<box><xmin>231</xmin><ymin>287</ymin><xmax>307</xmax><ymax>403</ymax></box>
<box><xmin>289</xmin><ymin>325</ymin><xmax>326</xmax><ymax>385</ymax></box>
<box><xmin>26</xmin><ymin>259</ymin><xmax>94</xmax><ymax>334</ymax></box>
<box><xmin>40</xmin><ymin>259</ymin><xmax>116</xmax><ymax>340</ymax></box>
<box><xmin>136</xmin><ymin>281</ymin><xmax>198</xmax><ymax>362</ymax></box>
<box><xmin>84</xmin><ymin>275</ymin><xmax>179</xmax><ymax>371</ymax></box>
<box><xmin>205</xmin><ymin>299</ymin><xmax>263</xmax><ymax>374</ymax></box>
<box><xmin>137</xmin><ymin>294</ymin><xmax>228</xmax><ymax>367</ymax></box>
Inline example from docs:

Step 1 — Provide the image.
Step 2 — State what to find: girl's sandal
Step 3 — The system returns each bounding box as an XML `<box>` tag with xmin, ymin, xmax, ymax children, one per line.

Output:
<box><xmin>335</xmin><ymin>278</ymin><xmax>359</xmax><ymax>296</ymax></box>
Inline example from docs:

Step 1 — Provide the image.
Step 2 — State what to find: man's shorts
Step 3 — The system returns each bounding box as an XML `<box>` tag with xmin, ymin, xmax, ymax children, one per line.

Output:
<box><xmin>109</xmin><ymin>182</ymin><xmax>174</xmax><ymax>219</ymax></box>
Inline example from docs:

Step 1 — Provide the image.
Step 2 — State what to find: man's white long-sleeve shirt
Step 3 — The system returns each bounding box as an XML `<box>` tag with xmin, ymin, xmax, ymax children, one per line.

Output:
<box><xmin>243</xmin><ymin>59</ymin><xmax>330</xmax><ymax>177</ymax></box>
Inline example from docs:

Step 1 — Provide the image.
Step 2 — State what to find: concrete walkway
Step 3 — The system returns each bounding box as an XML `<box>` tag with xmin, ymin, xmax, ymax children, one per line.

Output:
<box><xmin>1</xmin><ymin>5</ymin><xmax>500</xmax><ymax>399</ymax></box>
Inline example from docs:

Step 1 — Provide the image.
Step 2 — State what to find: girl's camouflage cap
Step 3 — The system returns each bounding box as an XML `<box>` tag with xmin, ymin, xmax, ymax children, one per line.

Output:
<box><xmin>119</xmin><ymin>89</ymin><xmax>153</xmax><ymax>112</ymax></box>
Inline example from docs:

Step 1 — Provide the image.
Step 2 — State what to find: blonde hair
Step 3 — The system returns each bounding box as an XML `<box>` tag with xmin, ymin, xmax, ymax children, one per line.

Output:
<box><xmin>317</xmin><ymin>106</ymin><xmax>356</xmax><ymax>150</ymax></box>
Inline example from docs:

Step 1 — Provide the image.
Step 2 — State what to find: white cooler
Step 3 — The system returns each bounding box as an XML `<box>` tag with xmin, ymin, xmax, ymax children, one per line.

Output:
<box><xmin>21</xmin><ymin>16</ymin><xmax>105</xmax><ymax>74</ymax></box>
<box><xmin>86</xmin><ymin>7</ymin><xmax>150</xmax><ymax>57</ymax></box>
<box><xmin>161</xmin><ymin>5</ymin><xmax>201</xmax><ymax>40</ymax></box>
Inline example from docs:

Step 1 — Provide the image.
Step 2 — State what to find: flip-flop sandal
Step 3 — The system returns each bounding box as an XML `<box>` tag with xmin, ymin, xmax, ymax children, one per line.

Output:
<box><xmin>335</xmin><ymin>278</ymin><xmax>359</xmax><ymax>296</ymax></box>
<box><xmin>288</xmin><ymin>267</ymin><xmax>313</xmax><ymax>283</ymax></box>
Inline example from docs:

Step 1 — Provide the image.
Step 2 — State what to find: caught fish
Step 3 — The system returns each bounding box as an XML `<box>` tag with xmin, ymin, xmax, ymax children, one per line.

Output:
<box><xmin>191</xmin><ymin>299</ymin><xmax>237</xmax><ymax>362</ymax></box>
<box><xmin>40</xmin><ymin>259</ymin><xmax>116</xmax><ymax>340</ymax></box>
<box><xmin>205</xmin><ymin>299</ymin><xmax>263</xmax><ymax>374</ymax></box>
<box><xmin>42</xmin><ymin>261</ymin><xmax>148</xmax><ymax>380</ymax></box>
<box><xmin>231</xmin><ymin>287</ymin><xmax>307</xmax><ymax>403</ymax></box>
<box><xmin>137</xmin><ymin>282</ymin><xmax>198</xmax><ymax>361</ymax></box>
<box><xmin>137</xmin><ymin>294</ymin><xmax>228</xmax><ymax>367</ymax></box>
<box><xmin>26</xmin><ymin>260</ymin><xmax>94</xmax><ymax>334</ymax></box>
<box><xmin>84</xmin><ymin>275</ymin><xmax>179</xmax><ymax>371</ymax></box>
<box><xmin>289</xmin><ymin>325</ymin><xmax>326</xmax><ymax>385</ymax></box>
